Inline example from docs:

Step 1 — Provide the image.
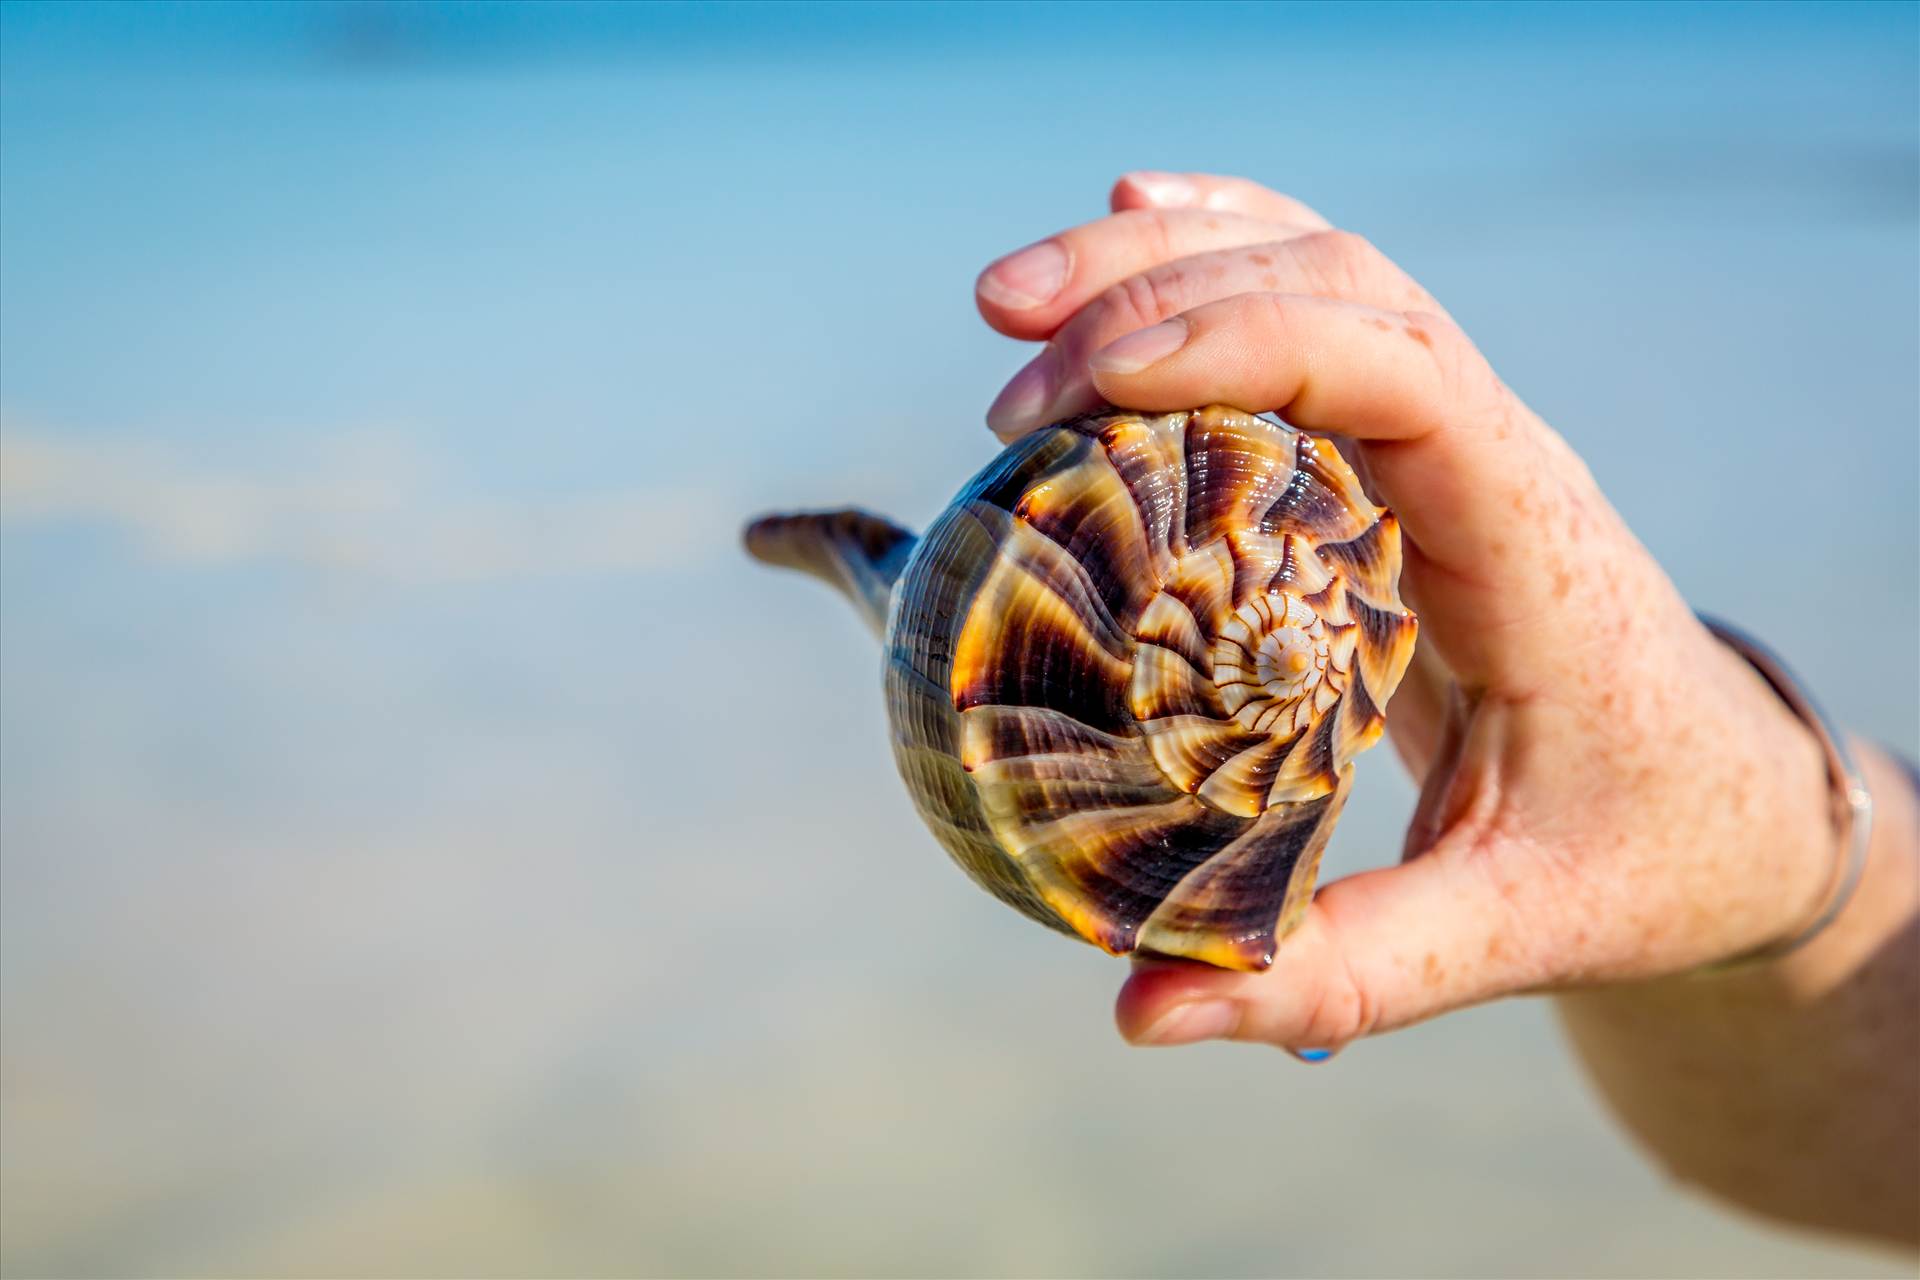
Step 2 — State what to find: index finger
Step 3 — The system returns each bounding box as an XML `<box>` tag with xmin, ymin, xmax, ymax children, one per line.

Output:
<box><xmin>1086</xmin><ymin>293</ymin><xmax>1610</xmax><ymax>692</ymax></box>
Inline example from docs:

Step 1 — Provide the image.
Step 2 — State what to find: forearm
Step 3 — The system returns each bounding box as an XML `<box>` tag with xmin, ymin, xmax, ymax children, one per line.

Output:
<box><xmin>1554</xmin><ymin>742</ymin><xmax>1920</xmax><ymax>1248</ymax></box>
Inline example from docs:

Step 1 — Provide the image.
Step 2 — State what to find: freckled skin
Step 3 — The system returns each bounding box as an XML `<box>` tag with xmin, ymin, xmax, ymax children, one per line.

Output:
<box><xmin>975</xmin><ymin>171</ymin><xmax>1918</xmax><ymax>1250</ymax></box>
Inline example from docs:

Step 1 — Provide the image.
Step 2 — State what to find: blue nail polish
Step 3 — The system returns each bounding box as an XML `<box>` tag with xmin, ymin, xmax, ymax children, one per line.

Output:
<box><xmin>1295</xmin><ymin>1047</ymin><xmax>1332</xmax><ymax>1063</ymax></box>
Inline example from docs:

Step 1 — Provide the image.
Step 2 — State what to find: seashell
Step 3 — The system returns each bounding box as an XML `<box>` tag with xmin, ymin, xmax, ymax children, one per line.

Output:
<box><xmin>745</xmin><ymin>405</ymin><xmax>1416</xmax><ymax>970</ymax></box>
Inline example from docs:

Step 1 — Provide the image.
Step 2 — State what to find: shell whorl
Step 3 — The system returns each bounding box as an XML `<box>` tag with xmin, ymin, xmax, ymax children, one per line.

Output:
<box><xmin>886</xmin><ymin>406</ymin><xmax>1416</xmax><ymax>970</ymax></box>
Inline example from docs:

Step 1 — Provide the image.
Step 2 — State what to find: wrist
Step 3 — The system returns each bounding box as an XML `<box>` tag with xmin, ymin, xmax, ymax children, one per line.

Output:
<box><xmin>1695</xmin><ymin>618</ymin><xmax>1870</xmax><ymax>974</ymax></box>
<box><xmin>1762</xmin><ymin>742</ymin><xmax>1918</xmax><ymax>995</ymax></box>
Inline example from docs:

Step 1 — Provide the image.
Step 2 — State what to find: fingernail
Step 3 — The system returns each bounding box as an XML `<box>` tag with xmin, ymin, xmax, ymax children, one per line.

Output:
<box><xmin>1291</xmin><ymin>1047</ymin><xmax>1334</xmax><ymax>1064</ymax></box>
<box><xmin>1136</xmin><ymin>1000</ymin><xmax>1240</xmax><ymax>1046</ymax></box>
<box><xmin>985</xmin><ymin>348</ymin><xmax>1059</xmax><ymax>440</ymax></box>
<box><xmin>1089</xmin><ymin>318</ymin><xmax>1189</xmax><ymax>375</ymax></box>
<box><xmin>1125</xmin><ymin>170</ymin><xmax>1198</xmax><ymax>206</ymax></box>
<box><xmin>977</xmin><ymin>240</ymin><xmax>1070</xmax><ymax>311</ymax></box>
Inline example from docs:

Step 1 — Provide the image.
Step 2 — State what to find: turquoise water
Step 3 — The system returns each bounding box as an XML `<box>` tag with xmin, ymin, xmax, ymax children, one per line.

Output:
<box><xmin>2</xmin><ymin>2</ymin><xmax>1915</xmax><ymax>1274</ymax></box>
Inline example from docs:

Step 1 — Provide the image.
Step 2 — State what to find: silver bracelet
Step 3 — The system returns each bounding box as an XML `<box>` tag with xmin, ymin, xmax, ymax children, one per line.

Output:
<box><xmin>1693</xmin><ymin>614</ymin><xmax>1873</xmax><ymax>975</ymax></box>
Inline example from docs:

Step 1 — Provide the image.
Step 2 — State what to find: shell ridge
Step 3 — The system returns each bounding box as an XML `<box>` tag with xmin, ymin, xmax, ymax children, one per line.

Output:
<box><xmin>957</xmin><ymin>704</ymin><xmax>1142</xmax><ymax>768</ymax></box>
<box><xmin>1314</xmin><ymin>511</ymin><xmax>1403</xmax><ymax>609</ymax></box>
<box><xmin>1132</xmin><ymin>592</ymin><xmax>1210</xmax><ymax>670</ymax></box>
<box><xmin>963</xmin><ymin>500</ymin><xmax>1131</xmax><ymax>660</ymax></box>
<box><xmin>996</xmin><ymin>797</ymin><xmax>1248</xmax><ymax>954</ymax></box>
<box><xmin>1135</xmin><ymin>774</ymin><xmax>1352</xmax><ymax>970</ymax></box>
<box><xmin>1085</xmin><ymin>411</ymin><xmax>1191</xmax><ymax>572</ymax></box>
<box><xmin>1009</xmin><ymin>450</ymin><xmax>1162</xmax><ymax>626</ymax></box>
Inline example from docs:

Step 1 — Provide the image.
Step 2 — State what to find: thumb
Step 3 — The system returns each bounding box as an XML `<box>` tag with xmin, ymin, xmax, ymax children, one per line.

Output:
<box><xmin>1114</xmin><ymin>846</ymin><xmax>1537</xmax><ymax>1053</ymax></box>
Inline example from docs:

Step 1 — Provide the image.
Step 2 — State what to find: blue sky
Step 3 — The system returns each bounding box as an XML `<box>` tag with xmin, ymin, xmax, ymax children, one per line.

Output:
<box><xmin>2</xmin><ymin>3</ymin><xmax>1915</xmax><ymax>1275</ymax></box>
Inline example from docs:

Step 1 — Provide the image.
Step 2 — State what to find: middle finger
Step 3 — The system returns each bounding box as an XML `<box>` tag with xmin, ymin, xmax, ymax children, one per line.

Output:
<box><xmin>986</xmin><ymin>231</ymin><xmax>1442</xmax><ymax>440</ymax></box>
<box><xmin>976</xmin><ymin>207</ymin><xmax>1322</xmax><ymax>340</ymax></box>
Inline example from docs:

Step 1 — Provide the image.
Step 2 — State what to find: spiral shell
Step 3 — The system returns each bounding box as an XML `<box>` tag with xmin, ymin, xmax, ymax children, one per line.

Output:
<box><xmin>749</xmin><ymin>405</ymin><xmax>1415</xmax><ymax>971</ymax></box>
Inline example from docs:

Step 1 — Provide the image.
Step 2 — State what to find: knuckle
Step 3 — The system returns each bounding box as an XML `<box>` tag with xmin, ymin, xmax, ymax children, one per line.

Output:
<box><xmin>1254</xmin><ymin>289</ymin><xmax>1298</xmax><ymax>335</ymax></box>
<box><xmin>1095</xmin><ymin>267</ymin><xmax>1191</xmax><ymax>335</ymax></box>
<box><xmin>1091</xmin><ymin>277</ymin><xmax>1151</xmax><ymax>336</ymax></box>
<box><xmin>1301</xmin><ymin>960</ymin><xmax>1375</xmax><ymax>1048</ymax></box>
<box><xmin>1117</xmin><ymin>207</ymin><xmax>1179</xmax><ymax>267</ymax></box>
<box><xmin>1311</xmin><ymin>226</ymin><xmax>1376</xmax><ymax>263</ymax></box>
<box><xmin>1129</xmin><ymin>266</ymin><xmax>1190</xmax><ymax>327</ymax></box>
<box><xmin>1298</xmin><ymin>896</ymin><xmax>1385</xmax><ymax>1049</ymax></box>
<box><xmin>1293</xmin><ymin>228</ymin><xmax>1385</xmax><ymax>296</ymax></box>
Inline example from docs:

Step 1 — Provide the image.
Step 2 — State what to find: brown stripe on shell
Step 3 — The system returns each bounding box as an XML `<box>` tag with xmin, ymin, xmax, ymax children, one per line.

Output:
<box><xmin>1253</xmin><ymin>687</ymin><xmax>1320</xmax><ymax>739</ymax></box>
<box><xmin>1223</xmin><ymin>527</ymin><xmax>1318</xmax><ymax>608</ymax></box>
<box><xmin>1301</xmin><ymin>577</ymin><xmax>1354</xmax><ymax>627</ymax></box>
<box><xmin>1127</xmin><ymin>640</ymin><xmax>1224</xmax><ymax>722</ymax></box>
<box><xmin>1315</xmin><ymin>511</ymin><xmax>1403</xmax><ymax>609</ymax></box>
<box><xmin>1182</xmin><ymin>406</ymin><xmax>1301</xmax><ymax>550</ymax></box>
<box><xmin>1211</xmin><ymin>649</ymin><xmax>1266</xmax><ymax>722</ymax></box>
<box><xmin>1254</xmin><ymin>689</ymin><xmax>1320</xmax><ymax>738</ymax></box>
<box><xmin>1139</xmin><ymin>714</ymin><xmax>1265</xmax><ymax>796</ymax></box>
<box><xmin>1347</xmin><ymin>593</ymin><xmax>1419</xmax><ymax>717</ymax></box>
<box><xmin>1259</xmin><ymin>432</ymin><xmax>1376</xmax><ymax>543</ymax></box>
<box><xmin>1261</xmin><ymin>531</ymin><xmax>1336</xmax><ymax>597</ymax></box>
<box><xmin>1076</xmin><ymin>411</ymin><xmax>1189</xmax><ymax>576</ymax></box>
<box><xmin>1158</xmin><ymin>540</ymin><xmax>1237</xmax><ymax>635</ymax></box>
<box><xmin>1132</xmin><ymin>592</ymin><xmax>1209</xmax><ymax>670</ymax></box>
<box><xmin>1311</xmin><ymin>673</ymin><xmax>1343</xmax><ymax>715</ymax></box>
<box><xmin>995</xmin><ymin>798</ymin><xmax>1249</xmax><ymax>954</ymax></box>
<box><xmin>1265</xmin><ymin>704</ymin><xmax>1345</xmax><ymax>805</ymax></box>
<box><xmin>1325</xmin><ymin>617</ymin><xmax>1361</xmax><ymax>679</ymax></box>
<box><xmin>1012</xmin><ymin>453</ymin><xmax>1159</xmax><ymax>626</ymax></box>
<box><xmin>1195</xmin><ymin>731</ymin><xmax>1306</xmax><ymax>819</ymax></box>
<box><xmin>1135</xmin><ymin>774</ymin><xmax>1351</xmax><ymax>970</ymax></box>
<box><xmin>957</xmin><ymin>704</ymin><xmax>1140</xmax><ymax>772</ymax></box>
<box><xmin>962</xmin><ymin>425</ymin><xmax>1094</xmax><ymax>513</ymax></box>
<box><xmin>963</xmin><ymin>500</ymin><xmax>1130</xmax><ymax>656</ymax></box>
<box><xmin>966</xmin><ymin>741</ymin><xmax>1165</xmax><ymax>787</ymax></box>
<box><xmin>969</xmin><ymin>751</ymin><xmax>1180</xmax><ymax>828</ymax></box>
<box><xmin>887</xmin><ymin>505</ymin><xmax>1004</xmax><ymax>756</ymax></box>
<box><xmin>1334</xmin><ymin>667</ymin><xmax>1387</xmax><ymax>760</ymax></box>
<box><xmin>950</xmin><ymin>505</ymin><xmax>1134</xmax><ymax>736</ymax></box>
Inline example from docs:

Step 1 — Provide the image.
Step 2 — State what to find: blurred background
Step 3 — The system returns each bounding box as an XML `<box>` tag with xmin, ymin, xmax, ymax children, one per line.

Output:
<box><xmin>1</xmin><ymin>1</ymin><xmax>1915</xmax><ymax>1275</ymax></box>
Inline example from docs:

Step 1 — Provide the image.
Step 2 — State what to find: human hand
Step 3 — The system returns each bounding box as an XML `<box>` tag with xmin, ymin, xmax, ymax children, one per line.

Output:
<box><xmin>974</xmin><ymin>172</ymin><xmax>1838</xmax><ymax>1054</ymax></box>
